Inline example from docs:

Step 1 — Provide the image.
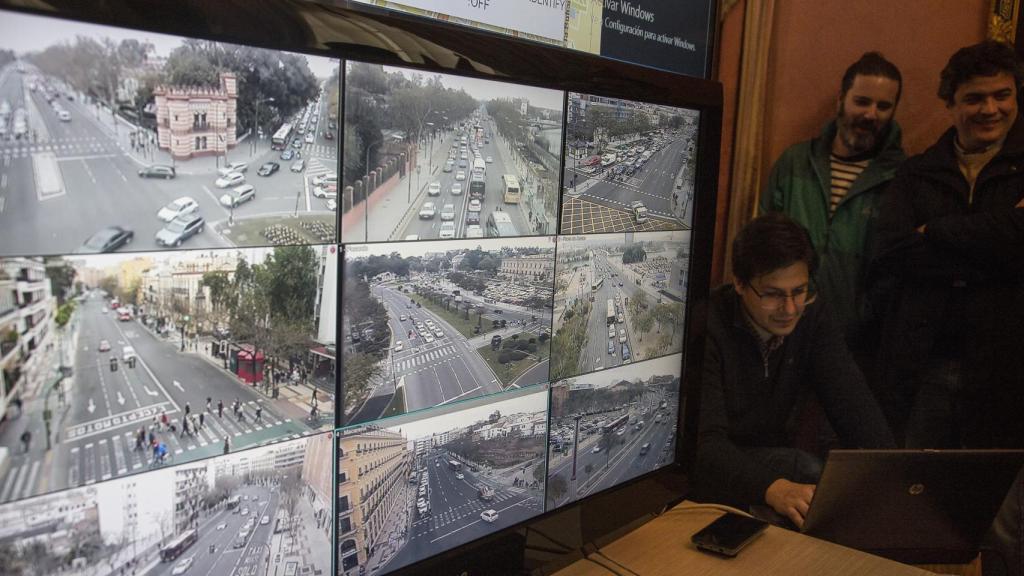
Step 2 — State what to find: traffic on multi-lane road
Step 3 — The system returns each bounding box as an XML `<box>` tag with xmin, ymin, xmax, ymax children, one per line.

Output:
<box><xmin>341</xmin><ymin>62</ymin><xmax>562</xmax><ymax>242</ymax></box>
<box><xmin>0</xmin><ymin>432</ymin><xmax>333</xmax><ymax>576</ymax></box>
<box><xmin>342</xmin><ymin>237</ymin><xmax>554</xmax><ymax>424</ymax></box>
<box><xmin>546</xmin><ymin>354</ymin><xmax>681</xmax><ymax>510</ymax></box>
<box><xmin>338</xmin><ymin>388</ymin><xmax>547</xmax><ymax>575</ymax></box>
<box><xmin>561</xmin><ymin>92</ymin><xmax>700</xmax><ymax>234</ymax></box>
<box><xmin>551</xmin><ymin>232</ymin><xmax>688</xmax><ymax>382</ymax></box>
<box><xmin>0</xmin><ymin>12</ymin><xmax>340</xmax><ymax>257</ymax></box>
<box><xmin>0</xmin><ymin>246</ymin><xmax>335</xmax><ymax>504</ymax></box>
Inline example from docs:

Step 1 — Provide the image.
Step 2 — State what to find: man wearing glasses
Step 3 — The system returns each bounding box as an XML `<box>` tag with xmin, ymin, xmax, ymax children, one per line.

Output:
<box><xmin>693</xmin><ymin>213</ymin><xmax>894</xmax><ymax>528</ymax></box>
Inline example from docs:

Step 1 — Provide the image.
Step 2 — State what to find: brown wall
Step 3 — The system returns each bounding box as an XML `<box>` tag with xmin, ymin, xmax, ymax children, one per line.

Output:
<box><xmin>711</xmin><ymin>0</ymin><xmax>746</xmax><ymax>285</ymax></box>
<box><xmin>712</xmin><ymin>1</ymin><xmax>991</xmax><ymax>284</ymax></box>
<box><xmin>763</xmin><ymin>1</ymin><xmax>989</xmax><ymax>177</ymax></box>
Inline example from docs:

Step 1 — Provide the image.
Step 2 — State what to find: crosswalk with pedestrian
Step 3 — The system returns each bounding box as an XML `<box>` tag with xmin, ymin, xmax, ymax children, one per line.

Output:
<box><xmin>0</xmin><ymin>400</ymin><xmax>297</xmax><ymax>504</ymax></box>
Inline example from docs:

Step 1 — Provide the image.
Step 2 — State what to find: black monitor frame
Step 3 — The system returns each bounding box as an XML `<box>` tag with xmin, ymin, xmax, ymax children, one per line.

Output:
<box><xmin>0</xmin><ymin>1</ymin><xmax>722</xmax><ymax>574</ymax></box>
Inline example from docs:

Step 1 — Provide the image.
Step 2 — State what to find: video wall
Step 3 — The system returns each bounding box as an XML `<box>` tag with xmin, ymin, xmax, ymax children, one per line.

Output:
<box><xmin>0</xmin><ymin>6</ymin><xmax>702</xmax><ymax>576</ymax></box>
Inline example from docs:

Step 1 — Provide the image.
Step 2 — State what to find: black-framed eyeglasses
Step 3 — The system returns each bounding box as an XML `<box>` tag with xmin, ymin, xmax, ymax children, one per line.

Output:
<box><xmin>748</xmin><ymin>282</ymin><xmax>818</xmax><ymax>310</ymax></box>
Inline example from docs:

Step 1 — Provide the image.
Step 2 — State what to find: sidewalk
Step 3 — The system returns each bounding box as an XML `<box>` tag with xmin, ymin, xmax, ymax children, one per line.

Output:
<box><xmin>0</xmin><ymin>316</ymin><xmax>77</xmax><ymax>490</ymax></box>
<box><xmin>85</xmin><ymin>97</ymin><xmax>270</xmax><ymax>176</ymax></box>
<box><xmin>145</xmin><ymin>323</ymin><xmax>330</xmax><ymax>424</ymax></box>
<box><xmin>342</xmin><ymin>130</ymin><xmax>455</xmax><ymax>243</ymax></box>
<box><xmin>363</xmin><ymin>482</ymin><xmax>412</xmax><ymax>573</ymax></box>
<box><xmin>492</xmin><ymin>129</ymin><xmax>542</xmax><ymax>235</ymax></box>
<box><xmin>273</xmin><ymin>487</ymin><xmax>332</xmax><ymax>576</ymax></box>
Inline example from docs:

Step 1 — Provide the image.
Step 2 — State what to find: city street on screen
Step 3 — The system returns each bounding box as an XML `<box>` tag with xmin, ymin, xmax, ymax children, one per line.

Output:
<box><xmin>0</xmin><ymin>246</ymin><xmax>336</xmax><ymax>503</ymax></box>
<box><xmin>0</xmin><ymin>432</ymin><xmax>333</xmax><ymax>576</ymax></box>
<box><xmin>342</xmin><ymin>237</ymin><xmax>554</xmax><ymax>425</ymax></box>
<box><xmin>561</xmin><ymin>93</ymin><xmax>699</xmax><ymax>234</ymax></box>
<box><xmin>546</xmin><ymin>354</ymin><xmax>681</xmax><ymax>510</ymax></box>
<box><xmin>337</xmin><ymin>387</ymin><xmax>548</xmax><ymax>575</ymax></box>
<box><xmin>0</xmin><ymin>12</ymin><xmax>339</xmax><ymax>257</ymax></box>
<box><xmin>550</xmin><ymin>231</ymin><xmax>688</xmax><ymax>382</ymax></box>
<box><xmin>341</xmin><ymin>62</ymin><xmax>563</xmax><ymax>242</ymax></box>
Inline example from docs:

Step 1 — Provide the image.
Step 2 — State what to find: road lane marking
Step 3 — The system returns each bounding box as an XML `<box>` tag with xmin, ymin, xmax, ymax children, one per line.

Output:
<box><xmin>111</xmin><ymin>320</ymin><xmax>181</xmax><ymax>412</ymax></box>
<box><xmin>8</xmin><ymin>464</ymin><xmax>28</xmax><ymax>502</ymax></box>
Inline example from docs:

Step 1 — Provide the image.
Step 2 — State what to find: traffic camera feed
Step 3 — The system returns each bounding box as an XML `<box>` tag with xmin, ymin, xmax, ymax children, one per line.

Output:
<box><xmin>341</xmin><ymin>237</ymin><xmax>555</xmax><ymax>425</ymax></box>
<box><xmin>336</xmin><ymin>386</ymin><xmax>549</xmax><ymax>575</ymax></box>
<box><xmin>340</xmin><ymin>61</ymin><xmax>563</xmax><ymax>243</ymax></box>
<box><xmin>0</xmin><ymin>7</ymin><xmax>702</xmax><ymax>576</ymax></box>
<box><xmin>0</xmin><ymin>246</ymin><xmax>336</xmax><ymax>504</ymax></box>
<box><xmin>550</xmin><ymin>231</ymin><xmax>689</xmax><ymax>382</ymax></box>
<box><xmin>561</xmin><ymin>93</ymin><xmax>699</xmax><ymax>234</ymax></box>
<box><xmin>0</xmin><ymin>11</ymin><xmax>339</xmax><ymax>257</ymax></box>
<box><xmin>545</xmin><ymin>354</ymin><xmax>681</xmax><ymax>510</ymax></box>
<box><xmin>0</xmin><ymin>431</ymin><xmax>333</xmax><ymax>576</ymax></box>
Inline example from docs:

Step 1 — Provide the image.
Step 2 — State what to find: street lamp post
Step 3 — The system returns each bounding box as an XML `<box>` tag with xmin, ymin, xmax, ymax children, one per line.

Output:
<box><xmin>252</xmin><ymin>96</ymin><xmax>275</xmax><ymax>158</ymax></box>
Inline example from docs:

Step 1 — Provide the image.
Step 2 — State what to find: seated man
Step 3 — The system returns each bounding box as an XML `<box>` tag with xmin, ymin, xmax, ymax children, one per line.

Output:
<box><xmin>692</xmin><ymin>213</ymin><xmax>894</xmax><ymax>527</ymax></box>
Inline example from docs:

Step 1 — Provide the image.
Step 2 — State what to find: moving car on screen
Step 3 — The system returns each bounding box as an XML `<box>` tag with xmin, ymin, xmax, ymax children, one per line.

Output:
<box><xmin>155</xmin><ymin>214</ymin><xmax>205</xmax><ymax>247</ymax></box>
<box><xmin>630</xmin><ymin>200</ymin><xmax>649</xmax><ymax>224</ymax></box>
<box><xmin>157</xmin><ymin>197</ymin><xmax>199</xmax><ymax>222</ymax></box>
<box><xmin>439</xmin><ymin>221</ymin><xmax>456</xmax><ymax>239</ymax></box>
<box><xmin>138</xmin><ymin>164</ymin><xmax>176</xmax><ymax>179</ymax></box>
<box><xmin>78</xmin><ymin>226</ymin><xmax>134</xmax><ymax>253</ymax></box>
<box><xmin>215</xmin><ymin>172</ymin><xmax>245</xmax><ymax>188</ymax></box>
<box><xmin>219</xmin><ymin>184</ymin><xmax>256</xmax><ymax>208</ymax></box>
<box><xmin>257</xmin><ymin>162</ymin><xmax>280</xmax><ymax>176</ymax></box>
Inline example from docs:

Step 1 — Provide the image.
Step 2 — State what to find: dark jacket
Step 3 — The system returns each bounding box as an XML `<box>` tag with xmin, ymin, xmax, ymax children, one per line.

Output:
<box><xmin>693</xmin><ymin>286</ymin><xmax>894</xmax><ymax>508</ymax></box>
<box><xmin>761</xmin><ymin>121</ymin><xmax>906</xmax><ymax>344</ymax></box>
<box><xmin>872</xmin><ymin>118</ymin><xmax>1024</xmax><ymax>447</ymax></box>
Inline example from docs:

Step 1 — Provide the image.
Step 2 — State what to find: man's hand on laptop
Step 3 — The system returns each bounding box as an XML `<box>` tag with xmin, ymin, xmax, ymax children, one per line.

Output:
<box><xmin>765</xmin><ymin>478</ymin><xmax>815</xmax><ymax>528</ymax></box>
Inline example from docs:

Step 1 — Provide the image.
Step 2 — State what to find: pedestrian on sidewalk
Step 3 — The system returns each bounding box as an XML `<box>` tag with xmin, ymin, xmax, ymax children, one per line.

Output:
<box><xmin>218</xmin><ymin>399</ymin><xmax>224</xmax><ymax>418</ymax></box>
<box><xmin>223</xmin><ymin>437</ymin><xmax>231</xmax><ymax>454</ymax></box>
<box><xmin>20</xmin><ymin>430</ymin><xmax>31</xmax><ymax>453</ymax></box>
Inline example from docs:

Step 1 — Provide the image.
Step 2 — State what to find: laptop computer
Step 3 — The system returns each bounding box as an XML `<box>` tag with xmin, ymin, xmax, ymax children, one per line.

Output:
<box><xmin>801</xmin><ymin>449</ymin><xmax>1024</xmax><ymax>564</ymax></box>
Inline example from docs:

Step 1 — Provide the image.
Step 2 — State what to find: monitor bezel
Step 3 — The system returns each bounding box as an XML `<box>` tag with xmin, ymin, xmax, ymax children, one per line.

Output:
<box><xmin>0</xmin><ymin>1</ymin><xmax>722</xmax><ymax>574</ymax></box>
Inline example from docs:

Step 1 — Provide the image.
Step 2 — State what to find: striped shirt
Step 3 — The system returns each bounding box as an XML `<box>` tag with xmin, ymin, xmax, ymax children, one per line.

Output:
<box><xmin>829</xmin><ymin>154</ymin><xmax>870</xmax><ymax>216</ymax></box>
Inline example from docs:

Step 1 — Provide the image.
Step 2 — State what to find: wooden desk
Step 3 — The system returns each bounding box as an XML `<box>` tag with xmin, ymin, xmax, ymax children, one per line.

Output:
<box><xmin>552</xmin><ymin>502</ymin><xmax>974</xmax><ymax>576</ymax></box>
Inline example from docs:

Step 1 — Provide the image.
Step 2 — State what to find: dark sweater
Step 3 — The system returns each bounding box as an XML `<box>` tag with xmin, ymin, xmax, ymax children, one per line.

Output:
<box><xmin>693</xmin><ymin>286</ymin><xmax>894</xmax><ymax>507</ymax></box>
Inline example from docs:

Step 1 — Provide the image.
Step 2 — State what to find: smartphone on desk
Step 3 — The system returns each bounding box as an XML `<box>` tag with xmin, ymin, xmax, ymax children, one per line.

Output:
<box><xmin>691</xmin><ymin>512</ymin><xmax>768</xmax><ymax>557</ymax></box>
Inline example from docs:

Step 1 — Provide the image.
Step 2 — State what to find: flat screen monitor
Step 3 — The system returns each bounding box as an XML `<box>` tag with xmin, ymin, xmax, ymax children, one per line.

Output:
<box><xmin>0</xmin><ymin>3</ymin><xmax>721</xmax><ymax>576</ymax></box>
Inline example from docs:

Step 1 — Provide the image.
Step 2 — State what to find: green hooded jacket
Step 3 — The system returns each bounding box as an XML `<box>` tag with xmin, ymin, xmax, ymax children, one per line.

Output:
<box><xmin>760</xmin><ymin>120</ymin><xmax>905</xmax><ymax>343</ymax></box>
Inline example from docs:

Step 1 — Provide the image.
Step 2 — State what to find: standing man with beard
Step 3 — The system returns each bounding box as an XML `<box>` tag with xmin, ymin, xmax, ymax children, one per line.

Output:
<box><xmin>761</xmin><ymin>53</ymin><xmax>905</xmax><ymax>361</ymax></box>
